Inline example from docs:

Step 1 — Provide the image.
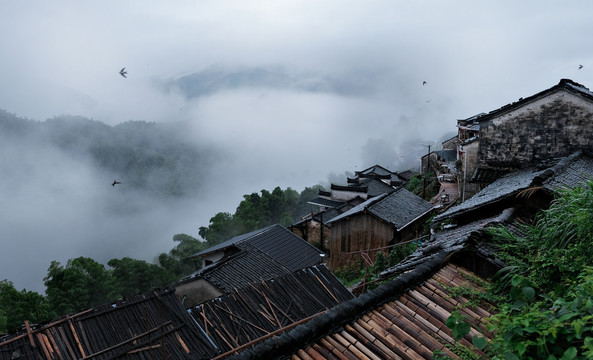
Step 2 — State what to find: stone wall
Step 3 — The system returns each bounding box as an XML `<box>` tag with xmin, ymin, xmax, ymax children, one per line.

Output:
<box><xmin>460</xmin><ymin>140</ymin><xmax>480</xmax><ymax>200</ymax></box>
<box><xmin>479</xmin><ymin>90</ymin><xmax>593</xmax><ymax>168</ymax></box>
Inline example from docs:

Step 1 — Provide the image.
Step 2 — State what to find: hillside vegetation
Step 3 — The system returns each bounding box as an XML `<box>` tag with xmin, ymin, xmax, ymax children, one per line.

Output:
<box><xmin>0</xmin><ymin>183</ymin><xmax>320</xmax><ymax>333</ymax></box>
<box><xmin>0</xmin><ymin>109</ymin><xmax>212</xmax><ymax>197</ymax></box>
<box><xmin>448</xmin><ymin>182</ymin><xmax>593</xmax><ymax>359</ymax></box>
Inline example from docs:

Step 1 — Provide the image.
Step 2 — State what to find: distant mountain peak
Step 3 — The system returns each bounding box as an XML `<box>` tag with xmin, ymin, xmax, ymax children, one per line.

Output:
<box><xmin>164</xmin><ymin>64</ymin><xmax>371</xmax><ymax>99</ymax></box>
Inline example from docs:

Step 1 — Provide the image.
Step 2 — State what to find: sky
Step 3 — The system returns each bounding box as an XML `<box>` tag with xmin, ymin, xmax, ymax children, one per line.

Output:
<box><xmin>1</xmin><ymin>1</ymin><xmax>593</xmax><ymax>292</ymax></box>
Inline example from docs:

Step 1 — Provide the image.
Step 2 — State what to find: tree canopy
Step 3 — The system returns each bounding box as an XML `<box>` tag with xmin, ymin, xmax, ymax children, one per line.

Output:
<box><xmin>198</xmin><ymin>185</ymin><xmax>321</xmax><ymax>245</ymax></box>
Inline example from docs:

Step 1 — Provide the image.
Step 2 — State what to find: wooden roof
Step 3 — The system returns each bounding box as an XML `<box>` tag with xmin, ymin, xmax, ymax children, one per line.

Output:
<box><xmin>0</xmin><ymin>289</ymin><xmax>220</xmax><ymax>360</ymax></box>
<box><xmin>290</xmin><ymin>264</ymin><xmax>494</xmax><ymax>360</ymax></box>
<box><xmin>184</xmin><ymin>225</ymin><xmax>325</xmax><ymax>293</ymax></box>
<box><xmin>436</xmin><ymin>151</ymin><xmax>593</xmax><ymax>225</ymax></box>
<box><xmin>0</xmin><ymin>266</ymin><xmax>353</xmax><ymax>360</ymax></box>
<box><xmin>328</xmin><ymin>188</ymin><xmax>433</xmax><ymax>231</ymax></box>
<box><xmin>190</xmin><ymin>265</ymin><xmax>354</xmax><ymax>357</ymax></box>
<box><xmin>227</xmin><ymin>263</ymin><xmax>495</xmax><ymax>360</ymax></box>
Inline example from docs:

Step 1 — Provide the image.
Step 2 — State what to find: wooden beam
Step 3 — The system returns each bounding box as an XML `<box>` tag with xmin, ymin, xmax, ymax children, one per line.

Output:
<box><xmin>24</xmin><ymin>320</ymin><xmax>35</xmax><ymax>347</ymax></box>
<box><xmin>211</xmin><ymin>311</ymin><xmax>326</xmax><ymax>360</ymax></box>
<box><xmin>80</xmin><ymin>321</ymin><xmax>172</xmax><ymax>359</ymax></box>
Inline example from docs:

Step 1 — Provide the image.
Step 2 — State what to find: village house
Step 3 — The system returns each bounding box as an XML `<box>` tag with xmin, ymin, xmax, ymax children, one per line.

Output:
<box><xmin>176</xmin><ymin>224</ymin><xmax>325</xmax><ymax>307</ymax></box>
<box><xmin>307</xmin><ymin>165</ymin><xmax>408</xmax><ymax>209</ymax></box>
<box><xmin>223</xmin><ymin>152</ymin><xmax>593</xmax><ymax>360</ymax></box>
<box><xmin>433</xmin><ymin>150</ymin><xmax>593</xmax><ymax>229</ymax></box>
<box><xmin>289</xmin><ymin>165</ymin><xmax>409</xmax><ymax>254</ymax></box>
<box><xmin>226</xmin><ymin>219</ymin><xmax>503</xmax><ymax>360</ymax></box>
<box><xmin>325</xmin><ymin>187</ymin><xmax>433</xmax><ymax>270</ymax></box>
<box><xmin>459</xmin><ymin>78</ymin><xmax>593</xmax><ymax>199</ymax></box>
<box><xmin>289</xmin><ymin>197</ymin><xmax>364</xmax><ymax>253</ymax></box>
<box><xmin>420</xmin><ymin>136</ymin><xmax>458</xmax><ymax>176</ymax></box>
<box><xmin>187</xmin><ymin>264</ymin><xmax>354</xmax><ymax>357</ymax></box>
<box><xmin>0</xmin><ymin>265</ymin><xmax>354</xmax><ymax>360</ymax></box>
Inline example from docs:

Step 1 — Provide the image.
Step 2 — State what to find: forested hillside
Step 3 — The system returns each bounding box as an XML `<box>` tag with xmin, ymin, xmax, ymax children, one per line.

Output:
<box><xmin>0</xmin><ymin>179</ymin><xmax>320</xmax><ymax>333</ymax></box>
<box><xmin>0</xmin><ymin>109</ymin><xmax>213</xmax><ymax>197</ymax></box>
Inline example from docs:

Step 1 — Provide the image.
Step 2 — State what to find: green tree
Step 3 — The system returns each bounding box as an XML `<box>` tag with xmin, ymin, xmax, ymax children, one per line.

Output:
<box><xmin>372</xmin><ymin>251</ymin><xmax>388</xmax><ymax>275</ymax></box>
<box><xmin>485</xmin><ymin>181</ymin><xmax>593</xmax><ymax>359</ymax></box>
<box><xmin>198</xmin><ymin>212</ymin><xmax>239</xmax><ymax>246</ymax></box>
<box><xmin>406</xmin><ymin>172</ymin><xmax>439</xmax><ymax>200</ymax></box>
<box><xmin>198</xmin><ymin>186</ymin><xmax>321</xmax><ymax>246</ymax></box>
<box><xmin>157</xmin><ymin>233</ymin><xmax>204</xmax><ymax>279</ymax></box>
<box><xmin>44</xmin><ymin>257</ymin><xmax>119</xmax><ymax>316</ymax></box>
<box><xmin>387</xmin><ymin>243</ymin><xmax>418</xmax><ymax>267</ymax></box>
<box><xmin>0</xmin><ymin>280</ymin><xmax>54</xmax><ymax>333</ymax></box>
<box><xmin>108</xmin><ymin>258</ymin><xmax>172</xmax><ymax>297</ymax></box>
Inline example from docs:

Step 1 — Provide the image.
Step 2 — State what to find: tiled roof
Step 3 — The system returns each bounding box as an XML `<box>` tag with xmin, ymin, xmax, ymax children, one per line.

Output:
<box><xmin>326</xmin><ymin>193</ymin><xmax>387</xmax><ymax>224</ymax></box>
<box><xmin>225</xmin><ymin>208</ymin><xmax>518</xmax><ymax>359</ymax></box>
<box><xmin>437</xmin><ymin>151</ymin><xmax>593</xmax><ymax>224</ymax></box>
<box><xmin>329</xmin><ymin>188</ymin><xmax>433</xmax><ymax>231</ymax></box>
<box><xmin>0</xmin><ymin>289</ymin><xmax>220</xmax><ymax>360</ymax></box>
<box><xmin>368</xmin><ymin>188</ymin><xmax>434</xmax><ymax>230</ymax></box>
<box><xmin>356</xmin><ymin>165</ymin><xmax>394</xmax><ymax>177</ymax></box>
<box><xmin>382</xmin><ymin>210</ymin><xmax>512</xmax><ymax>280</ymax></box>
<box><xmin>330</xmin><ymin>183</ymin><xmax>368</xmax><ymax>193</ymax></box>
<box><xmin>188</xmin><ymin>225</ymin><xmax>325</xmax><ymax>293</ymax></box>
<box><xmin>189</xmin><ymin>265</ymin><xmax>354</xmax><ymax>356</ymax></box>
<box><xmin>228</xmin><ymin>263</ymin><xmax>495</xmax><ymax>360</ymax></box>
<box><xmin>434</xmin><ymin>167</ymin><xmax>546</xmax><ymax>223</ymax></box>
<box><xmin>359</xmin><ymin>178</ymin><xmax>397</xmax><ymax>197</ymax></box>
<box><xmin>198</xmin><ymin>244</ymin><xmax>293</xmax><ymax>293</ymax></box>
<box><xmin>190</xmin><ymin>224</ymin><xmax>277</xmax><ymax>258</ymax></box>
<box><xmin>289</xmin><ymin>264</ymin><xmax>494</xmax><ymax>360</ymax></box>
<box><xmin>542</xmin><ymin>152</ymin><xmax>593</xmax><ymax>190</ymax></box>
<box><xmin>470</xmin><ymin>166</ymin><xmax>512</xmax><ymax>183</ymax></box>
<box><xmin>245</xmin><ymin>225</ymin><xmax>323</xmax><ymax>272</ymax></box>
<box><xmin>398</xmin><ymin>170</ymin><xmax>414</xmax><ymax>181</ymax></box>
<box><xmin>190</xmin><ymin>225</ymin><xmax>323</xmax><ymax>272</ymax></box>
<box><xmin>307</xmin><ymin>197</ymin><xmax>345</xmax><ymax>208</ymax></box>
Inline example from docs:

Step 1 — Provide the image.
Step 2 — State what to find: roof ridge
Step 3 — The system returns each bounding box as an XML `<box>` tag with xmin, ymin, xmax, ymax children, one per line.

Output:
<box><xmin>532</xmin><ymin>150</ymin><xmax>583</xmax><ymax>185</ymax></box>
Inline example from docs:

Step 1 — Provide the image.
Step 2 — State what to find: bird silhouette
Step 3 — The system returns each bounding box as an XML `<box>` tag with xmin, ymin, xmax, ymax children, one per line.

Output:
<box><xmin>579</xmin><ymin>64</ymin><xmax>583</xmax><ymax>70</ymax></box>
<box><xmin>423</xmin><ymin>81</ymin><xmax>427</xmax><ymax>86</ymax></box>
<box><xmin>119</xmin><ymin>67</ymin><xmax>127</xmax><ymax>78</ymax></box>
<box><xmin>112</xmin><ymin>180</ymin><xmax>122</xmax><ymax>186</ymax></box>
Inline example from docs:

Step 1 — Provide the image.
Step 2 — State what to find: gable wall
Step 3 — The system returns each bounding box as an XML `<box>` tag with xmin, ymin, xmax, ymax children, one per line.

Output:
<box><xmin>328</xmin><ymin>214</ymin><xmax>394</xmax><ymax>269</ymax></box>
<box><xmin>442</xmin><ymin>136</ymin><xmax>458</xmax><ymax>150</ymax></box>
<box><xmin>478</xmin><ymin>90</ymin><xmax>593</xmax><ymax>168</ymax></box>
<box><xmin>331</xmin><ymin>189</ymin><xmax>368</xmax><ymax>201</ymax></box>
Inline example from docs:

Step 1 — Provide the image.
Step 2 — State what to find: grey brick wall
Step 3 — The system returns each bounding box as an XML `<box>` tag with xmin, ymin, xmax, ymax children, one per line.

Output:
<box><xmin>478</xmin><ymin>91</ymin><xmax>593</xmax><ymax>169</ymax></box>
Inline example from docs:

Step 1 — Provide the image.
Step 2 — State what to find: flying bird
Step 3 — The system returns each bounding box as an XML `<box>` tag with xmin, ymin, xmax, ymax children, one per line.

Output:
<box><xmin>579</xmin><ymin>64</ymin><xmax>583</xmax><ymax>70</ymax></box>
<box><xmin>423</xmin><ymin>81</ymin><xmax>427</xmax><ymax>85</ymax></box>
<box><xmin>119</xmin><ymin>67</ymin><xmax>127</xmax><ymax>78</ymax></box>
<box><xmin>112</xmin><ymin>180</ymin><xmax>122</xmax><ymax>186</ymax></box>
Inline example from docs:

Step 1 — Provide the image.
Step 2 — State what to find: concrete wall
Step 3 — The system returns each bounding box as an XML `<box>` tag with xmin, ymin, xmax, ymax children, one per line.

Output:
<box><xmin>175</xmin><ymin>278</ymin><xmax>223</xmax><ymax>308</ymax></box>
<box><xmin>460</xmin><ymin>140</ymin><xmax>480</xmax><ymax>200</ymax></box>
<box><xmin>478</xmin><ymin>89</ymin><xmax>593</xmax><ymax>168</ymax></box>
<box><xmin>201</xmin><ymin>251</ymin><xmax>225</xmax><ymax>268</ymax></box>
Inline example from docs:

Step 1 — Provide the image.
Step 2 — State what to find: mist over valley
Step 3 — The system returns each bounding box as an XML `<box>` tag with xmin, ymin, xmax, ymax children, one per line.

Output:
<box><xmin>0</xmin><ymin>106</ymin><xmax>435</xmax><ymax>293</ymax></box>
<box><xmin>1</xmin><ymin>0</ymin><xmax>592</xmax><ymax>295</ymax></box>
